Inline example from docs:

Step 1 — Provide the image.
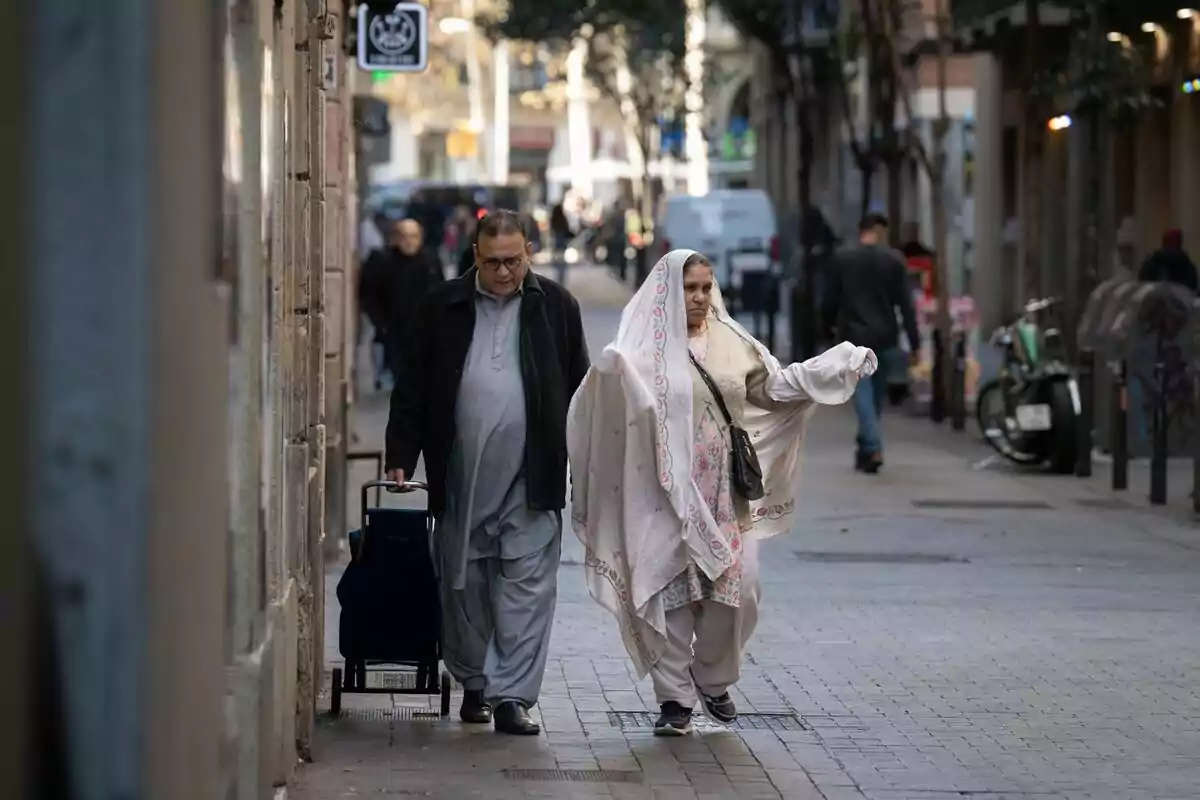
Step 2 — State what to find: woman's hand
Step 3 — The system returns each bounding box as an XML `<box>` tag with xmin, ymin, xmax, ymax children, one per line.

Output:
<box><xmin>847</xmin><ymin>347</ymin><xmax>879</xmax><ymax>379</ymax></box>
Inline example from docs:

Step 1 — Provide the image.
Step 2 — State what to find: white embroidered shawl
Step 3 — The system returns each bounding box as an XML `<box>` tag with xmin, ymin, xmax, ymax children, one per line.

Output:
<box><xmin>566</xmin><ymin>249</ymin><xmax>877</xmax><ymax>676</ymax></box>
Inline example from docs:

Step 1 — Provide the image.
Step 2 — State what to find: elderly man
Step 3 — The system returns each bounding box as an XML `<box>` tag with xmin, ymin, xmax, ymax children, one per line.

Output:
<box><xmin>359</xmin><ymin>218</ymin><xmax>445</xmax><ymax>384</ymax></box>
<box><xmin>385</xmin><ymin>210</ymin><xmax>590</xmax><ymax>735</ymax></box>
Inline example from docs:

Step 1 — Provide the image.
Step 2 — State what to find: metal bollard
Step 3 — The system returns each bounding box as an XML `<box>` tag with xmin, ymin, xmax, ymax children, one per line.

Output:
<box><xmin>950</xmin><ymin>332</ymin><xmax>967</xmax><ymax>431</ymax></box>
<box><xmin>1075</xmin><ymin>348</ymin><xmax>1094</xmax><ymax>477</ymax></box>
<box><xmin>1194</xmin><ymin>366</ymin><xmax>1200</xmax><ymax>517</ymax></box>
<box><xmin>1149</xmin><ymin>352</ymin><xmax>1168</xmax><ymax>506</ymax></box>
<box><xmin>1111</xmin><ymin>360</ymin><xmax>1128</xmax><ymax>491</ymax></box>
<box><xmin>930</xmin><ymin>329</ymin><xmax>946</xmax><ymax>424</ymax></box>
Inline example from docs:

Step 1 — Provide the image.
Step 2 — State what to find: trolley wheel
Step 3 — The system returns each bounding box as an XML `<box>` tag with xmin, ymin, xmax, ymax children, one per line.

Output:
<box><xmin>439</xmin><ymin>670</ymin><xmax>452</xmax><ymax>717</ymax></box>
<box><xmin>331</xmin><ymin>668</ymin><xmax>343</xmax><ymax>717</ymax></box>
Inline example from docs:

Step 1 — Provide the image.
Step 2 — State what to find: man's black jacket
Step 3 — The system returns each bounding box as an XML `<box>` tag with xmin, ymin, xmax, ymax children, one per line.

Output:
<box><xmin>359</xmin><ymin>247</ymin><xmax>445</xmax><ymax>349</ymax></box>
<box><xmin>385</xmin><ymin>268</ymin><xmax>590</xmax><ymax>516</ymax></box>
<box><xmin>1138</xmin><ymin>247</ymin><xmax>1198</xmax><ymax>293</ymax></box>
<box><xmin>823</xmin><ymin>244</ymin><xmax>921</xmax><ymax>354</ymax></box>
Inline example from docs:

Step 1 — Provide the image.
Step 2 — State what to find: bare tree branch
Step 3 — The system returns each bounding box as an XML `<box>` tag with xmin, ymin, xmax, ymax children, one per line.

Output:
<box><xmin>882</xmin><ymin>0</ymin><xmax>933</xmax><ymax>176</ymax></box>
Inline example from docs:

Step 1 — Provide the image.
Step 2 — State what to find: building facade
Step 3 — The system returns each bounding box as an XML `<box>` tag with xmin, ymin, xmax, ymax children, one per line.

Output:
<box><xmin>969</xmin><ymin>4</ymin><xmax>1200</xmax><ymax>335</ymax></box>
<box><xmin>705</xmin><ymin>7</ymin><xmax>757</xmax><ymax>190</ymax></box>
<box><xmin>14</xmin><ymin>0</ymin><xmax>357</xmax><ymax>798</ymax></box>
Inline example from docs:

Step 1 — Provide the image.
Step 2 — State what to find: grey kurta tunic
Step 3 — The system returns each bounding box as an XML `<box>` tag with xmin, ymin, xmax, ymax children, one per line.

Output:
<box><xmin>437</xmin><ymin>281</ymin><xmax>561</xmax><ymax>705</ymax></box>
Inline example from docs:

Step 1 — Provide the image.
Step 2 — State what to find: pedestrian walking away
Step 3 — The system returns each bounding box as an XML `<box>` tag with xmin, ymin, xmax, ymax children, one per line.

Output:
<box><xmin>567</xmin><ymin>249</ymin><xmax>875</xmax><ymax>736</ymax></box>
<box><xmin>359</xmin><ymin>218</ymin><xmax>446</xmax><ymax>388</ymax></box>
<box><xmin>384</xmin><ymin>209</ymin><xmax>590</xmax><ymax>736</ymax></box>
<box><xmin>823</xmin><ymin>212</ymin><xmax>920</xmax><ymax>473</ymax></box>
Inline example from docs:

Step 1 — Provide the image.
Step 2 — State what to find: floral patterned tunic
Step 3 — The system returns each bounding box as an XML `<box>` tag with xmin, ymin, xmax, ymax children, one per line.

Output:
<box><xmin>660</xmin><ymin>322</ymin><xmax>777</xmax><ymax>612</ymax></box>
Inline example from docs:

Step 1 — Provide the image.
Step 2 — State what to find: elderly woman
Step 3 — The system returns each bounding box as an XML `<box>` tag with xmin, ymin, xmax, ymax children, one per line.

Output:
<box><xmin>567</xmin><ymin>249</ymin><xmax>876</xmax><ymax>735</ymax></box>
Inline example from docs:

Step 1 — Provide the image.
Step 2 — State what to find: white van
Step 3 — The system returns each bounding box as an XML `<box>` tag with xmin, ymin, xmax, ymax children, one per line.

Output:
<box><xmin>657</xmin><ymin>189</ymin><xmax>780</xmax><ymax>292</ymax></box>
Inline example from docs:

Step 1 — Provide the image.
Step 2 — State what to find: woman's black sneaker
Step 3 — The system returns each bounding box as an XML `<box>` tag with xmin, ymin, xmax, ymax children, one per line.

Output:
<box><xmin>700</xmin><ymin>692</ymin><xmax>738</xmax><ymax>724</ymax></box>
<box><xmin>653</xmin><ymin>702</ymin><xmax>694</xmax><ymax>736</ymax></box>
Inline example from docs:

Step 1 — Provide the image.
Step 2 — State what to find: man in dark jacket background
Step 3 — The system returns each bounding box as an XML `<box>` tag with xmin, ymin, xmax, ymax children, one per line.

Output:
<box><xmin>824</xmin><ymin>213</ymin><xmax>921</xmax><ymax>473</ymax></box>
<box><xmin>358</xmin><ymin>218</ymin><xmax>445</xmax><ymax>385</ymax></box>
<box><xmin>385</xmin><ymin>210</ymin><xmax>589</xmax><ymax>736</ymax></box>
<box><xmin>1138</xmin><ymin>229</ymin><xmax>1197</xmax><ymax>293</ymax></box>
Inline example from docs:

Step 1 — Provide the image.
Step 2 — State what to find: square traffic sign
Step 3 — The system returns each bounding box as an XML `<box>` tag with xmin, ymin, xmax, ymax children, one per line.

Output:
<box><xmin>357</xmin><ymin>3</ymin><xmax>428</xmax><ymax>73</ymax></box>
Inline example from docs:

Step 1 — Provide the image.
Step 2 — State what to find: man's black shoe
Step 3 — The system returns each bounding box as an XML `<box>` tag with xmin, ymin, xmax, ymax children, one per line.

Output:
<box><xmin>459</xmin><ymin>689</ymin><xmax>492</xmax><ymax>724</ymax></box>
<box><xmin>493</xmin><ymin>701</ymin><xmax>540</xmax><ymax>735</ymax></box>
<box><xmin>855</xmin><ymin>451</ymin><xmax>882</xmax><ymax>474</ymax></box>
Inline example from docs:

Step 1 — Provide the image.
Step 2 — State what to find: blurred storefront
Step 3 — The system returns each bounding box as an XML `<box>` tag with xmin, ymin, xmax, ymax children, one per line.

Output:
<box><xmin>508</xmin><ymin>124</ymin><xmax>555</xmax><ymax>205</ymax></box>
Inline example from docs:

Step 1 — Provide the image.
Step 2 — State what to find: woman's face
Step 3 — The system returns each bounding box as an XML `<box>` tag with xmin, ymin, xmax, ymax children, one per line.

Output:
<box><xmin>682</xmin><ymin>261</ymin><xmax>714</xmax><ymax>328</ymax></box>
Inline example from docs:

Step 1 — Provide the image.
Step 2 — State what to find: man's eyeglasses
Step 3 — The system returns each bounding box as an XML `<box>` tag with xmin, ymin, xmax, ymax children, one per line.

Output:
<box><xmin>478</xmin><ymin>255</ymin><xmax>525</xmax><ymax>273</ymax></box>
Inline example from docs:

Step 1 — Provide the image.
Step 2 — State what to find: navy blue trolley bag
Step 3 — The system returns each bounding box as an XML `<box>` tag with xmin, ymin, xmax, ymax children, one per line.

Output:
<box><xmin>331</xmin><ymin>479</ymin><xmax>451</xmax><ymax>717</ymax></box>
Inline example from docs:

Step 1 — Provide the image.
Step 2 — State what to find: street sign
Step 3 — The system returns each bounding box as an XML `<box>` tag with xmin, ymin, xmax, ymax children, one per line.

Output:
<box><xmin>356</xmin><ymin>3</ymin><xmax>428</xmax><ymax>73</ymax></box>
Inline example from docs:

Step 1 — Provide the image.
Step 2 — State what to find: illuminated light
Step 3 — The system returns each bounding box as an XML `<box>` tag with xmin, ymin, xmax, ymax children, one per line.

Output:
<box><xmin>1142</xmin><ymin>21</ymin><xmax>1158</xmax><ymax>32</ymax></box>
<box><xmin>1047</xmin><ymin>115</ymin><xmax>1072</xmax><ymax>131</ymax></box>
<box><xmin>1107</xmin><ymin>31</ymin><xmax>1123</xmax><ymax>42</ymax></box>
<box><xmin>1184</xmin><ymin>78</ymin><xmax>1200</xmax><ymax>93</ymax></box>
<box><xmin>1179</xmin><ymin>8</ymin><xmax>1197</xmax><ymax>18</ymax></box>
<box><xmin>438</xmin><ymin>16</ymin><xmax>472</xmax><ymax>35</ymax></box>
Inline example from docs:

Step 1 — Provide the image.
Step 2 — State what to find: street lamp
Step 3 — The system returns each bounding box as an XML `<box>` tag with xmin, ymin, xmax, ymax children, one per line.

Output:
<box><xmin>1047</xmin><ymin>114</ymin><xmax>1072</xmax><ymax>131</ymax></box>
<box><xmin>1178</xmin><ymin>8</ymin><xmax>1197</xmax><ymax>19</ymax></box>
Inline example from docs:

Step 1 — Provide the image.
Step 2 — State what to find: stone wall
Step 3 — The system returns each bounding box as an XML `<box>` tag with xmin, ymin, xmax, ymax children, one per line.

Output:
<box><xmin>221</xmin><ymin>0</ymin><xmax>350</xmax><ymax>795</ymax></box>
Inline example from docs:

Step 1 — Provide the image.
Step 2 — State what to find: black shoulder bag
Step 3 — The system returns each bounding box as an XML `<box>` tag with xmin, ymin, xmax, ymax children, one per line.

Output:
<box><xmin>688</xmin><ymin>352</ymin><xmax>765</xmax><ymax>501</ymax></box>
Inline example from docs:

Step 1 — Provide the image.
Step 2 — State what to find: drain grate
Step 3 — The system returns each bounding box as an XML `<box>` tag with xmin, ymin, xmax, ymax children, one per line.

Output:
<box><xmin>504</xmin><ymin>769</ymin><xmax>642</xmax><ymax>783</ymax></box>
<box><xmin>325</xmin><ymin>706</ymin><xmax>441</xmax><ymax>722</ymax></box>
<box><xmin>608</xmin><ymin>711</ymin><xmax>806</xmax><ymax>731</ymax></box>
<box><xmin>796</xmin><ymin>551</ymin><xmax>968</xmax><ymax>565</ymax></box>
<box><xmin>912</xmin><ymin>498</ymin><xmax>1052</xmax><ymax>510</ymax></box>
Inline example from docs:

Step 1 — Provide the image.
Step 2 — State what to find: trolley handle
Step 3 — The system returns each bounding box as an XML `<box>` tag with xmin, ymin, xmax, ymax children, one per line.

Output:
<box><xmin>361</xmin><ymin>479</ymin><xmax>428</xmax><ymax>508</ymax></box>
<box><xmin>360</xmin><ymin>479</ymin><xmax>428</xmax><ymax>523</ymax></box>
<box><xmin>353</xmin><ymin>480</ymin><xmax>433</xmax><ymax>562</ymax></box>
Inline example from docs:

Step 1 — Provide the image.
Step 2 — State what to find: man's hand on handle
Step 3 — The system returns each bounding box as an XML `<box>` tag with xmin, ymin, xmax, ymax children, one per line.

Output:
<box><xmin>386</xmin><ymin>468</ymin><xmax>406</xmax><ymax>493</ymax></box>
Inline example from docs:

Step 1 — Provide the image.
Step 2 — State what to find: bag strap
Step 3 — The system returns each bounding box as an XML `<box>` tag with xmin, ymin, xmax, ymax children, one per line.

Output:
<box><xmin>688</xmin><ymin>351</ymin><xmax>735</xmax><ymax>427</ymax></box>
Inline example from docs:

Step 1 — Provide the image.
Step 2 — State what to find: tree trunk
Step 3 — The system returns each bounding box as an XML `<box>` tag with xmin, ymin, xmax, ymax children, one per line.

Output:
<box><xmin>1018</xmin><ymin>0</ymin><xmax>1042</xmax><ymax>309</ymax></box>
<box><xmin>773</xmin><ymin>72</ymin><xmax>789</xmax><ymax>215</ymax></box>
<box><xmin>886</xmin><ymin>153</ymin><xmax>903</xmax><ymax>244</ymax></box>
<box><xmin>795</xmin><ymin>66</ymin><xmax>818</xmax><ymax>360</ymax></box>
<box><xmin>932</xmin><ymin>1</ymin><xmax>954</xmax><ymax>420</ymax></box>
<box><xmin>859</xmin><ymin>161</ymin><xmax>874</xmax><ymax>220</ymax></box>
<box><xmin>876</xmin><ymin>22</ymin><xmax>902</xmax><ymax>245</ymax></box>
<box><xmin>1075</xmin><ymin>11</ymin><xmax>1104</xmax><ymax>355</ymax></box>
<box><xmin>636</xmin><ymin>127</ymin><xmax>654</xmax><ymax>283</ymax></box>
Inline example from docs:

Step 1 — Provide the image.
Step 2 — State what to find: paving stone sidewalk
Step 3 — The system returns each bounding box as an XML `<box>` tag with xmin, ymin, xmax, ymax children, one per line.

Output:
<box><xmin>297</xmin><ymin>303</ymin><xmax>1200</xmax><ymax>800</ymax></box>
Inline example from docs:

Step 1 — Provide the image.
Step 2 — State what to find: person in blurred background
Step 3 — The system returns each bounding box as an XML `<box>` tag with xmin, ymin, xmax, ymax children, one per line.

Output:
<box><xmin>568</xmin><ymin>249</ymin><xmax>874</xmax><ymax>736</ymax></box>
<box><xmin>1138</xmin><ymin>229</ymin><xmax>1197</xmax><ymax>293</ymax></box>
<box><xmin>823</xmin><ymin>213</ymin><xmax>920</xmax><ymax>474</ymax></box>
<box><xmin>550</xmin><ymin>197</ymin><xmax>574</xmax><ymax>259</ymax></box>
<box><xmin>456</xmin><ymin>213</ymin><xmax>479</xmax><ymax>277</ymax></box>
<box><xmin>358</xmin><ymin>218</ymin><xmax>445</xmax><ymax>388</ymax></box>
<box><xmin>385</xmin><ymin>210</ymin><xmax>589</xmax><ymax>736</ymax></box>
